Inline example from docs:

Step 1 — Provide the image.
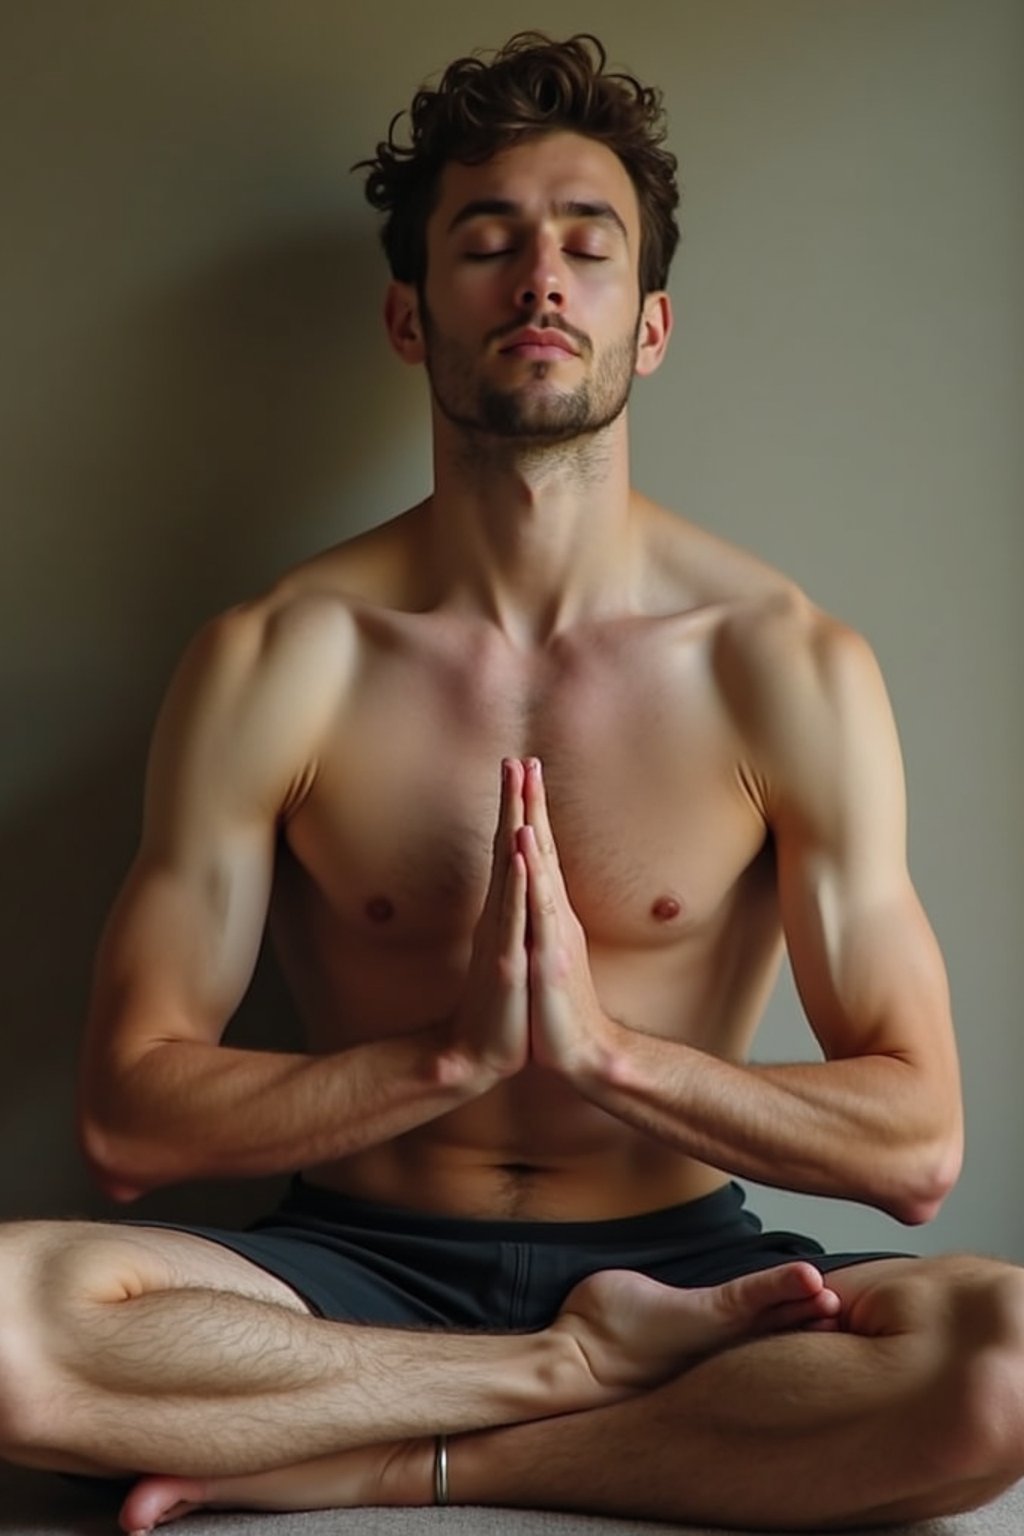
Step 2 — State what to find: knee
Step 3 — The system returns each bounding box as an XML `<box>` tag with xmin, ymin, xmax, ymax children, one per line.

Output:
<box><xmin>0</xmin><ymin>1219</ymin><xmax>125</xmax><ymax>1460</ymax></box>
<box><xmin>0</xmin><ymin>1222</ymin><xmax>60</xmax><ymax>1456</ymax></box>
<box><xmin>934</xmin><ymin>1262</ymin><xmax>1024</xmax><ymax>1487</ymax></box>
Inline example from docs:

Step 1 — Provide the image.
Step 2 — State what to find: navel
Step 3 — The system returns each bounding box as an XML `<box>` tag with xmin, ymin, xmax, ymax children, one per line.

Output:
<box><xmin>650</xmin><ymin>894</ymin><xmax>682</xmax><ymax>923</ymax></box>
<box><xmin>365</xmin><ymin>895</ymin><xmax>395</xmax><ymax>924</ymax></box>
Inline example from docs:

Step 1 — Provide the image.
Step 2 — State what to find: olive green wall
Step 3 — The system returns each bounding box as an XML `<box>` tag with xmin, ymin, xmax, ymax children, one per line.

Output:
<box><xmin>2</xmin><ymin>2</ymin><xmax>1021</xmax><ymax>1258</ymax></box>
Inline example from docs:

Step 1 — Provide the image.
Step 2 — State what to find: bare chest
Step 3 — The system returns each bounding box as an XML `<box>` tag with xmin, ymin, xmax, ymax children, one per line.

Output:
<box><xmin>283</xmin><ymin>616</ymin><xmax>768</xmax><ymax>952</ymax></box>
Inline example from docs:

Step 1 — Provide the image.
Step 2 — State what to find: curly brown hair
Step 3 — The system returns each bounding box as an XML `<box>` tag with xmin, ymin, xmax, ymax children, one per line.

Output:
<box><xmin>356</xmin><ymin>33</ymin><xmax>680</xmax><ymax>297</ymax></box>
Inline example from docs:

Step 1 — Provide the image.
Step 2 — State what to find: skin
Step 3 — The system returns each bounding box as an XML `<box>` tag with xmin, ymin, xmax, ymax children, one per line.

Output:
<box><xmin>2</xmin><ymin>130</ymin><xmax>1022</xmax><ymax>1533</ymax></box>
<box><xmin>78</xmin><ymin>134</ymin><xmax>963</xmax><ymax>1223</ymax></box>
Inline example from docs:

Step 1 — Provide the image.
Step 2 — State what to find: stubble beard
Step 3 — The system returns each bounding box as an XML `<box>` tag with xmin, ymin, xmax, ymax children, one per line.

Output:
<box><xmin>421</xmin><ymin>303</ymin><xmax>641</xmax><ymax>450</ymax></box>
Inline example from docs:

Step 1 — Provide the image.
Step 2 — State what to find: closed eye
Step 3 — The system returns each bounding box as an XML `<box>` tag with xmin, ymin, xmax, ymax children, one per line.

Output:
<box><xmin>464</xmin><ymin>249</ymin><xmax>609</xmax><ymax>264</ymax></box>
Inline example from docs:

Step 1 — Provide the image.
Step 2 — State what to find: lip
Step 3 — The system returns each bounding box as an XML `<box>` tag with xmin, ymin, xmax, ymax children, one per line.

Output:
<box><xmin>498</xmin><ymin>328</ymin><xmax>579</xmax><ymax>359</ymax></box>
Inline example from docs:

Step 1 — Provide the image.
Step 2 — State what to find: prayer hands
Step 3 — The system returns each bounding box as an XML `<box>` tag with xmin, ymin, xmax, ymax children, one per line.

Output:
<box><xmin>447</xmin><ymin>757</ymin><xmax>615</xmax><ymax>1088</ymax></box>
<box><xmin>446</xmin><ymin>758</ymin><xmax>530</xmax><ymax>1084</ymax></box>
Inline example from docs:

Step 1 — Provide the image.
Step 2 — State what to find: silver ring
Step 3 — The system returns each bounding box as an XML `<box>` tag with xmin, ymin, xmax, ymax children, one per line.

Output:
<box><xmin>434</xmin><ymin>1432</ymin><xmax>449</xmax><ymax>1505</ymax></box>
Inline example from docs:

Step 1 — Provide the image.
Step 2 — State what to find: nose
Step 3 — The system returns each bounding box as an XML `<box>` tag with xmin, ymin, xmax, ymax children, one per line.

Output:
<box><xmin>514</xmin><ymin>234</ymin><xmax>565</xmax><ymax>312</ymax></box>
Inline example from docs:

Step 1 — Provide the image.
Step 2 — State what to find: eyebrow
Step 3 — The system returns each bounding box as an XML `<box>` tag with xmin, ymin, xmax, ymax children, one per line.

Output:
<box><xmin>446</xmin><ymin>198</ymin><xmax>629</xmax><ymax>243</ymax></box>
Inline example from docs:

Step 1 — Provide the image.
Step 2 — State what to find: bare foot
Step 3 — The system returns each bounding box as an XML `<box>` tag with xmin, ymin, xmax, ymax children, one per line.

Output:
<box><xmin>119</xmin><ymin>1440</ymin><xmax>431</xmax><ymax>1533</ymax></box>
<box><xmin>119</xmin><ymin>1264</ymin><xmax>839</xmax><ymax>1530</ymax></box>
<box><xmin>553</xmin><ymin>1262</ymin><xmax>841</xmax><ymax>1397</ymax></box>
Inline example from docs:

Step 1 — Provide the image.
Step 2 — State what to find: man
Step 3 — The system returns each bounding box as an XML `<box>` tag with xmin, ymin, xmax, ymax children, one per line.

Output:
<box><xmin>1</xmin><ymin>31</ymin><xmax>1022</xmax><ymax>1535</ymax></box>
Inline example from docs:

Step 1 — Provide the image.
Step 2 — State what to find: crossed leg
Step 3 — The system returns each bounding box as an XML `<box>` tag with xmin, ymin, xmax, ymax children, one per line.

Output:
<box><xmin>0</xmin><ymin>1218</ymin><xmax>838</xmax><ymax>1516</ymax></box>
<box><xmin>453</xmin><ymin>1255</ymin><xmax>1024</xmax><ymax>1528</ymax></box>
<box><xmin>123</xmin><ymin>1254</ymin><xmax>1024</xmax><ymax>1534</ymax></box>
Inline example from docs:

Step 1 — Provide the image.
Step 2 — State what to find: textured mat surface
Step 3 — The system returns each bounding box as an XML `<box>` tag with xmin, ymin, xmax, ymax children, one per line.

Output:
<box><xmin>1</xmin><ymin>1463</ymin><xmax>1022</xmax><ymax>1536</ymax></box>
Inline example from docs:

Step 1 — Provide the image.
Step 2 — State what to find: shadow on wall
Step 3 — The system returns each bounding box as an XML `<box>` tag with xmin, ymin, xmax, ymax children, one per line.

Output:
<box><xmin>83</xmin><ymin>222</ymin><xmax>405</xmax><ymax>650</ymax></box>
<box><xmin>1</xmin><ymin>224</ymin><xmax>419</xmax><ymax>1225</ymax></box>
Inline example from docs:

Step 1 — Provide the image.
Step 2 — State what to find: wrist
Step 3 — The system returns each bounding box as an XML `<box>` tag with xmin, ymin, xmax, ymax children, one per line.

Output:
<box><xmin>561</xmin><ymin>1010</ymin><xmax>630</xmax><ymax>1090</ymax></box>
<box><xmin>429</xmin><ymin>1021</ymin><xmax>514</xmax><ymax>1098</ymax></box>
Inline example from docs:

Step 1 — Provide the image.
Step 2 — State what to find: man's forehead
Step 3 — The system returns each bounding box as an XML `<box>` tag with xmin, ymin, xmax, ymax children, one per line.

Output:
<box><xmin>432</xmin><ymin>133</ymin><xmax>639</xmax><ymax>234</ymax></box>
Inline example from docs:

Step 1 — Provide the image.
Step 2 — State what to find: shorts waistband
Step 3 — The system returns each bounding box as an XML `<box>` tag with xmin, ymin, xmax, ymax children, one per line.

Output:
<box><xmin>280</xmin><ymin>1177</ymin><xmax>756</xmax><ymax>1245</ymax></box>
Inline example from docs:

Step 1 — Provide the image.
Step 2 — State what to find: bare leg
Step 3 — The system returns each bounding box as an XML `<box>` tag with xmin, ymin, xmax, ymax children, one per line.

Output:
<box><xmin>120</xmin><ymin>1262</ymin><xmax>839</xmax><ymax>1531</ymax></box>
<box><xmin>0</xmin><ymin>1220</ymin><xmax>590</xmax><ymax>1477</ymax></box>
<box><xmin>4</xmin><ymin>1221</ymin><xmax>833</xmax><ymax>1489</ymax></box>
<box><xmin>125</xmin><ymin>1257</ymin><xmax>1024</xmax><ymax>1533</ymax></box>
<box><xmin>448</xmin><ymin>1256</ymin><xmax>1024</xmax><ymax>1529</ymax></box>
<box><xmin>1</xmin><ymin>1221</ymin><xmax>838</xmax><ymax>1485</ymax></box>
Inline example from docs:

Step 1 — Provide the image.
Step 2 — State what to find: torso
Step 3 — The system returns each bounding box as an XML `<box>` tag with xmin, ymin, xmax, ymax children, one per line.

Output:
<box><xmin>259</xmin><ymin>498</ymin><xmax>797</xmax><ymax>1218</ymax></box>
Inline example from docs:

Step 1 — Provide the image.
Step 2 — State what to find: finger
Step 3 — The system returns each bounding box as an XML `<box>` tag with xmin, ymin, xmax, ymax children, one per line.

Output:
<box><xmin>495</xmin><ymin>847</ymin><xmax>528</xmax><ymax>987</ymax></box>
<box><xmin>481</xmin><ymin>759</ymin><xmax>524</xmax><ymax>921</ymax></box>
<box><xmin>503</xmin><ymin>757</ymin><xmax>526</xmax><ymax>840</ymax></box>
<box><xmin>522</xmin><ymin>759</ymin><xmax>573</xmax><ymax>915</ymax></box>
<box><xmin>522</xmin><ymin>758</ymin><xmax>556</xmax><ymax>855</ymax></box>
<box><xmin>518</xmin><ymin>824</ymin><xmax>561</xmax><ymax>955</ymax></box>
<box><xmin>494</xmin><ymin>758</ymin><xmax>525</xmax><ymax>860</ymax></box>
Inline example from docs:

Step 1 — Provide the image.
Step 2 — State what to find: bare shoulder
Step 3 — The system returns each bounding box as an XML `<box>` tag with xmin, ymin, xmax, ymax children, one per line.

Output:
<box><xmin>170</xmin><ymin>503</ymin><xmax>427</xmax><ymax>718</ymax></box>
<box><xmin>148</xmin><ymin>508</ymin><xmax>427</xmax><ymax>822</ymax></box>
<box><xmin>167</xmin><ymin>582</ymin><xmax>357</xmax><ymax>734</ymax></box>
<box><xmin>641</xmin><ymin>500</ymin><xmax>881</xmax><ymax>711</ymax></box>
<box><xmin>717</xmin><ymin>580</ymin><xmax>881</xmax><ymax>709</ymax></box>
<box><xmin>714</xmin><ymin>583</ymin><xmax>902</xmax><ymax>840</ymax></box>
<box><xmin>716</xmin><ymin>584</ymin><xmax>889</xmax><ymax>751</ymax></box>
<box><xmin>640</xmin><ymin>499</ymin><xmax>899</xmax><ymax>819</ymax></box>
<box><xmin>149</xmin><ymin>575</ymin><xmax>362</xmax><ymax>827</ymax></box>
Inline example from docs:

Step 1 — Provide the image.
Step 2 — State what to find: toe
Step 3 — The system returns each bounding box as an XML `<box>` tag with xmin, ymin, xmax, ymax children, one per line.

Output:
<box><xmin>743</xmin><ymin>1261</ymin><xmax>825</xmax><ymax>1307</ymax></box>
<box><xmin>120</xmin><ymin>1479</ymin><xmax>204</xmax><ymax>1534</ymax></box>
<box><xmin>710</xmin><ymin>1262</ymin><xmax>828</xmax><ymax>1334</ymax></box>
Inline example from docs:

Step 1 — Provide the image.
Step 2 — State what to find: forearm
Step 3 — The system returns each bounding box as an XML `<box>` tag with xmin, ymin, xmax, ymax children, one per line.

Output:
<box><xmin>79</xmin><ymin>1025</ymin><xmax>488</xmax><ymax>1199</ymax></box>
<box><xmin>576</xmin><ymin>1024</ymin><xmax>960</xmax><ymax>1223</ymax></box>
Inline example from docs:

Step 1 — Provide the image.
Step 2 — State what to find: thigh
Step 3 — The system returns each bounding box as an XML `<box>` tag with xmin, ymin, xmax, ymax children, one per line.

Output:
<box><xmin>1</xmin><ymin>1218</ymin><xmax>315</xmax><ymax>1319</ymax></box>
<box><xmin>123</xmin><ymin>1222</ymin><xmax>317</xmax><ymax>1313</ymax></box>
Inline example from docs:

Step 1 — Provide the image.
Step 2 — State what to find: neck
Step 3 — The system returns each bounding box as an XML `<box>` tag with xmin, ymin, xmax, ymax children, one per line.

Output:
<box><xmin>424</xmin><ymin>411</ymin><xmax>640</xmax><ymax>645</ymax></box>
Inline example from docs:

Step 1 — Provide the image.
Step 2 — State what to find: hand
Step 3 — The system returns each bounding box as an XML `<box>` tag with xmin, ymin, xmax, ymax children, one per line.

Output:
<box><xmin>519</xmin><ymin>758</ymin><xmax>618</xmax><ymax>1080</ymax></box>
<box><xmin>443</xmin><ymin>759</ymin><xmax>530</xmax><ymax>1087</ymax></box>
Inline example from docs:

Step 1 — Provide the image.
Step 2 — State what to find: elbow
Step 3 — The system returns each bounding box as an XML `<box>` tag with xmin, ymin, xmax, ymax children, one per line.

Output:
<box><xmin>889</xmin><ymin>1189</ymin><xmax>946</xmax><ymax>1228</ymax></box>
<box><xmin>880</xmin><ymin>1128</ymin><xmax>964</xmax><ymax>1227</ymax></box>
<box><xmin>77</xmin><ymin>1040</ymin><xmax>198</xmax><ymax>1200</ymax></box>
<box><xmin>77</xmin><ymin>1108</ymin><xmax>173</xmax><ymax>1204</ymax></box>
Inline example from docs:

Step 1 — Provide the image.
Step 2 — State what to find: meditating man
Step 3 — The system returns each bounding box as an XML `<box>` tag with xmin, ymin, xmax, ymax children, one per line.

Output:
<box><xmin>2</xmin><ymin>32</ymin><xmax>1022</xmax><ymax>1536</ymax></box>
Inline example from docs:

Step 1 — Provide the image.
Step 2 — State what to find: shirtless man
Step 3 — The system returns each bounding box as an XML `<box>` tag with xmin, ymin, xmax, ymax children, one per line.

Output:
<box><xmin>2</xmin><ymin>31</ymin><xmax>1022</xmax><ymax>1536</ymax></box>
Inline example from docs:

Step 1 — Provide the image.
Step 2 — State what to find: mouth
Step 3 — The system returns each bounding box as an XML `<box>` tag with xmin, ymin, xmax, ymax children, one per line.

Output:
<box><xmin>497</xmin><ymin>328</ymin><xmax>580</xmax><ymax>361</ymax></box>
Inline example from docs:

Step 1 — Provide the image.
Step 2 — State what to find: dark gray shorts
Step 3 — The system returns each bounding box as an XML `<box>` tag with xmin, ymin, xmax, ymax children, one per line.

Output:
<box><xmin>140</xmin><ymin>1179</ymin><xmax>904</xmax><ymax>1328</ymax></box>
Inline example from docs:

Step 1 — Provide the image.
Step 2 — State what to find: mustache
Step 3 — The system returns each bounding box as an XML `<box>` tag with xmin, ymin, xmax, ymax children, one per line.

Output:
<box><xmin>486</xmin><ymin>316</ymin><xmax>592</xmax><ymax>357</ymax></box>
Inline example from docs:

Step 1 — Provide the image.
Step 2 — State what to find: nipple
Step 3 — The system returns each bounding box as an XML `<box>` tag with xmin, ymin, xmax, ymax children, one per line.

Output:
<box><xmin>366</xmin><ymin>895</ymin><xmax>395</xmax><ymax>923</ymax></box>
<box><xmin>650</xmin><ymin>895</ymin><xmax>682</xmax><ymax>923</ymax></box>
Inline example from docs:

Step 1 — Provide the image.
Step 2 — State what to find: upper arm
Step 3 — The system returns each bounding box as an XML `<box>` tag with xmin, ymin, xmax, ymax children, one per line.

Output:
<box><xmin>81</xmin><ymin>597</ymin><xmax>348</xmax><ymax>1097</ymax></box>
<box><xmin>733</xmin><ymin>601</ymin><xmax>961</xmax><ymax>1120</ymax></box>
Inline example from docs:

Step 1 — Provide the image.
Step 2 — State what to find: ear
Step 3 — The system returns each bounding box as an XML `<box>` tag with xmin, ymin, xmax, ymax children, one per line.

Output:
<box><xmin>385</xmin><ymin>281</ymin><xmax>426</xmax><ymax>364</ymax></box>
<box><xmin>634</xmin><ymin>290</ymin><xmax>673</xmax><ymax>378</ymax></box>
